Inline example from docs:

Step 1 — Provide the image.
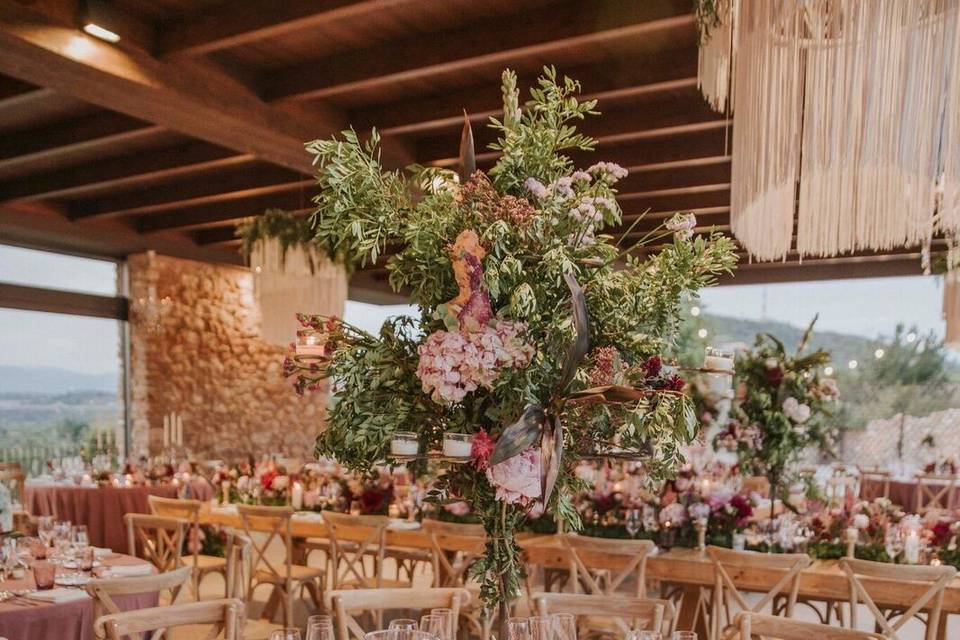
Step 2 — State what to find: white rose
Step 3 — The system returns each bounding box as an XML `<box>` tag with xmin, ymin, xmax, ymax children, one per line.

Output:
<box><xmin>852</xmin><ymin>514</ymin><xmax>870</xmax><ymax>529</ymax></box>
<box><xmin>764</xmin><ymin>358</ymin><xmax>779</xmax><ymax>369</ymax></box>
<box><xmin>782</xmin><ymin>397</ymin><xmax>811</xmax><ymax>423</ymax></box>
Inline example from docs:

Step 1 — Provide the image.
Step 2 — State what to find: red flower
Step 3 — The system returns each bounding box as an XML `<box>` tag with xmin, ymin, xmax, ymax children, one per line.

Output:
<box><xmin>471</xmin><ymin>429</ymin><xmax>495</xmax><ymax>470</ymax></box>
<box><xmin>260</xmin><ymin>470</ymin><xmax>278</xmax><ymax>491</ymax></box>
<box><xmin>643</xmin><ymin>356</ymin><xmax>662</xmax><ymax>378</ymax></box>
<box><xmin>766</xmin><ymin>367</ymin><xmax>783</xmax><ymax>386</ymax></box>
<box><xmin>665</xmin><ymin>374</ymin><xmax>685</xmax><ymax>391</ymax></box>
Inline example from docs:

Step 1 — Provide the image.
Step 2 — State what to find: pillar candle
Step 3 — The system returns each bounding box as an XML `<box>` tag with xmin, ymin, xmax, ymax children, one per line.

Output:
<box><xmin>292</xmin><ymin>482</ymin><xmax>303</xmax><ymax>510</ymax></box>
<box><xmin>163</xmin><ymin>416</ymin><xmax>170</xmax><ymax>447</ymax></box>
<box><xmin>176</xmin><ymin>414</ymin><xmax>184</xmax><ymax>447</ymax></box>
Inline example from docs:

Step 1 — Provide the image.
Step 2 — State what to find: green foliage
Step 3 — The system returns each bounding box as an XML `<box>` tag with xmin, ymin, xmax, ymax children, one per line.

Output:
<box><xmin>236</xmin><ymin>208</ymin><xmax>316</xmax><ymax>263</ymax></box>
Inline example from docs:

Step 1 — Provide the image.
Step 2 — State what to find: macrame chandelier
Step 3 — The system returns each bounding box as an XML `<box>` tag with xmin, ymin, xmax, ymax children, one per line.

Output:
<box><xmin>249</xmin><ymin>238</ymin><xmax>347</xmax><ymax>346</ymax></box>
<box><xmin>698</xmin><ymin>0</ymin><xmax>960</xmax><ymax>262</ymax></box>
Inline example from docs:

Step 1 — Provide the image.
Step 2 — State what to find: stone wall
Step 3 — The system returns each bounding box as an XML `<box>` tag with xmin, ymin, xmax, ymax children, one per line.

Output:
<box><xmin>841</xmin><ymin>408</ymin><xmax>960</xmax><ymax>468</ymax></box>
<box><xmin>127</xmin><ymin>252</ymin><xmax>344</xmax><ymax>461</ymax></box>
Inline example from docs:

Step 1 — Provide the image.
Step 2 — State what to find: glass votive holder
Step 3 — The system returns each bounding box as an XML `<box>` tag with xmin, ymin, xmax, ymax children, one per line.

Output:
<box><xmin>390</xmin><ymin>431</ymin><xmax>419</xmax><ymax>458</ymax></box>
<box><xmin>295</xmin><ymin>329</ymin><xmax>327</xmax><ymax>358</ymax></box>
<box><xmin>33</xmin><ymin>561</ymin><xmax>56</xmax><ymax>590</ymax></box>
<box><xmin>442</xmin><ymin>432</ymin><xmax>473</xmax><ymax>461</ymax></box>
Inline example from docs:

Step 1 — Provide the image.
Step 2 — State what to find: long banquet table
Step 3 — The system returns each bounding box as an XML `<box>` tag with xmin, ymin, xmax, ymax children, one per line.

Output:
<box><xmin>23</xmin><ymin>483</ymin><xmax>179</xmax><ymax>552</ymax></box>
<box><xmin>0</xmin><ymin>552</ymin><xmax>156</xmax><ymax>640</ymax></box>
<box><xmin>199</xmin><ymin>505</ymin><xmax>960</xmax><ymax>633</ymax></box>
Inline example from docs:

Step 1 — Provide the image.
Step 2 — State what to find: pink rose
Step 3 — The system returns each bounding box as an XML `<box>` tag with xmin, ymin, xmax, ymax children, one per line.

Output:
<box><xmin>486</xmin><ymin>448</ymin><xmax>542</xmax><ymax>505</ymax></box>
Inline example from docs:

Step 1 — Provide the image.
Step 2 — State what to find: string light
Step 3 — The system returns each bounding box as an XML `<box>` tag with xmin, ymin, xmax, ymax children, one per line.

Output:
<box><xmin>906</xmin><ymin>332</ymin><xmax>917</xmax><ymax>343</ymax></box>
<box><xmin>874</xmin><ymin>348</ymin><xmax>885</xmax><ymax>359</ymax></box>
<box><xmin>848</xmin><ymin>360</ymin><xmax>858</xmax><ymax>370</ymax></box>
<box><xmin>823</xmin><ymin>366</ymin><xmax>834</xmax><ymax>376</ymax></box>
<box><xmin>690</xmin><ymin>306</ymin><xmax>701</xmax><ymax>317</ymax></box>
<box><xmin>697</xmin><ymin>328</ymin><xmax>708</xmax><ymax>338</ymax></box>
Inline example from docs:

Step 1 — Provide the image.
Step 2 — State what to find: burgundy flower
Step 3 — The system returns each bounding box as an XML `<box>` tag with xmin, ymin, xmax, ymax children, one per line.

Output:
<box><xmin>643</xmin><ymin>356</ymin><xmax>662</xmax><ymax>378</ymax></box>
<box><xmin>361</xmin><ymin>488</ymin><xmax>389</xmax><ymax>514</ymax></box>
<box><xmin>766</xmin><ymin>366</ymin><xmax>783</xmax><ymax>386</ymax></box>
<box><xmin>665</xmin><ymin>374</ymin><xmax>685</xmax><ymax>391</ymax></box>
<box><xmin>471</xmin><ymin>429</ymin><xmax>495</xmax><ymax>470</ymax></box>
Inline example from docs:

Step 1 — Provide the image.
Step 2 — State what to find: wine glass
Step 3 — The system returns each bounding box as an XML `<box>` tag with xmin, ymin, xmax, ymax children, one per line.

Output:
<box><xmin>37</xmin><ymin>516</ymin><xmax>55</xmax><ymax>548</ymax></box>
<box><xmin>506</xmin><ymin>618</ymin><xmax>533</xmax><ymax>640</ymax></box>
<box><xmin>389</xmin><ymin>620</ymin><xmax>419</xmax><ymax>631</ymax></box>
<box><xmin>528</xmin><ymin>616</ymin><xmax>554</xmax><ymax>640</ymax></box>
<box><xmin>428</xmin><ymin>608</ymin><xmax>453</xmax><ymax>640</ymax></box>
<box><xmin>671</xmin><ymin>632</ymin><xmax>697</xmax><ymax>640</ymax></box>
<box><xmin>627</xmin><ymin>632</ymin><xmax>663</xmax><ymax>640</ymax></box>
<box><xmin>306</xmin><ymin>620</ymin><xmax>334</xmax><ymax>640</ymax></box>
<box><xmin>625</xmin><ymin>509</ymin><xmax>641</xmax><ymax>538</ymax></box>
<box><xmin>420</xmin><ymin>614</ymin><xmax>449</xmax><ymax>640</ymax></box>
<box><xmin>884</xmin><ymin>526</ymin><xmax>903</xmax><ymax>561</ymax></box>
<box><xmin>268</xmin><ymin>630</ymin><xmax>302</xmax><ymax>640</ymax></box>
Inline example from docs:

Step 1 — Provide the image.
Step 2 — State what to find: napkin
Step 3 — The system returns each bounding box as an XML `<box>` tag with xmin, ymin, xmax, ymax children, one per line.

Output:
<box><xmin>108</xmin><ymin>563</ymin><xmax>154</xmax><ymax>577</ymax></box>
<box><xmin>92</xmin><ymin>547</ymin><xmax>113</xmax><ymax>558</ymax></box>
<box><xmin>292</xmin><ymin>512</ymin><xmax>325</xmax><ymax>522</ymax></box>
<box><xmin>387</xmin><ymin>520</ymin><xmax>420</xmax><ymax>531</ymax></box>
<box><xmin>29</xmin><ymin>588</ymin><xmax>89</xmax><ymax>603</ymax></box>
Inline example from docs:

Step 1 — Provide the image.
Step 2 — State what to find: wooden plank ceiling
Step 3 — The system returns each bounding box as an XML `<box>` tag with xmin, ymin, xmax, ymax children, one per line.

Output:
<box><xmin>0</xmin><ymin>0</ymin><xmax>937</xmax><ymax>303</ymax></box>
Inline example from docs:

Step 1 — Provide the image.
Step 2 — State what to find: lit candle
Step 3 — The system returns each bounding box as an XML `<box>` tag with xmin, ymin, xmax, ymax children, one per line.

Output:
<box><xmin>296</xmin><ymin>329</ymin><xmax>326</xmax><ymax>357</ymax></box>
<box><xmin>701</xmin><ymin>478</ymin><xmax>712</xmax><ymax>496</ymax></box>
<box><xmin>705</xmin><ymin>347</ymin><xmax>735</xmax><ymax>396</ymax></box>
<box><xmin>163</xmin><ymin>416</ymin><xmax>170</xmax><ymax>447</ymax></box>
<box><xmin>176</xmin><ymin>414</ymin><xmax>184</xmax><ymax>446</ymax></box>
<box><xmin>292</xmin><ymin>482</ymin><xmax>303</xmax><ymax>510</ymax></box>
<box><xmin>390</xmin><ymin>432</ymin><xmax>419</xmax><ymax>457</ymax></box>
<box><xmin>905</xmin><ymin>530</ymin><xmax>920</xmax><ymax>564</ymax></box>
<box><xmin>845</xmin><ymin>527</ymin><xmax>858</xmax><ymax>557</ymax></box>
<box><xmin>442</xmin><ymin>433</ymin><xmax>473</xmax><ymax>459</ymax></box>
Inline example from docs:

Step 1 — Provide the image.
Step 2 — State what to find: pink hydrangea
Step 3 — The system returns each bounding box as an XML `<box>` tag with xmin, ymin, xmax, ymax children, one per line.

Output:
<box><xmin>486</xmin><ymin>447</ymin><xmax>541</xmax><ymax>505</ymax></box>
<box><xmin>416</xmin><ymin>321</ymin><xmax>534</xmax><ymax>404</ymax></box>
<box><xmin>658</xmin><ymin>502</ymin><xmax>688</xmax><ymax>527</ymax></box>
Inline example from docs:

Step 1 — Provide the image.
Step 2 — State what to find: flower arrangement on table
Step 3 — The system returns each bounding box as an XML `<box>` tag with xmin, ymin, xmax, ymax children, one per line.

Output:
<box><xmin>724</xmin><ymin>320</ymin><xmax>840</xmax><ymax>514</ymax></box>
<box><xmin>283</xmin><ymin>67</ymin><xmax>737</xmax><ymax>617</ymax></box>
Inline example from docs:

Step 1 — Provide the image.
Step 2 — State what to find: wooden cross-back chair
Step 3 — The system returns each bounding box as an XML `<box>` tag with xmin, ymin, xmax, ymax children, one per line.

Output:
<box><xmin>326</xmin><ymin>587</ymin><xmax>470</xmax><ymax>640</ymax></box>
<box><xmin>839</xmin><ymin>557</ymin><xmax>957</xmax><ymax>640</ymax></box>
<box><xmin>532</xmin><ymin>591</ymin><xmax>675</xmax><ymax>638</ymax></box>
<box><xmin>734</xmin><ymin>611</ymin><xmax>883</xmax><ymax>640</ymax></box>
<box><xmin>148</xmin><ymin>495</ymin><xmax>229</xmax><ymax>599</ymax></box>
<box><xmin>322</xmin><ymin>511</ymin><xmax>410</xmax><ymax>590</ymax></box>
<box><xmin>87</xmin><ymin>565</ymin><xmax>192</xmax><ymax>639</ymax></box>
<box><xmin>421</xmin><ymin>519</ymin><xmax>489</xmax><ymax>637</ymax></box>
<box><xmin>235</xmin><ymin>504</ymin><xmax>324</xmax><ymax>627</ymax></box>
<box><xmin>0</xmin><ymin>462</ymin><xmax>25</xmax><ymax>506</ymax></box>
<box><xmin>96</xmin><ymin>598</ymin><xmax>245</xmax><ymax>640</ymax></box>
<box><xmin>561</xmin><ymin>532</ymin><xmax>655</xmax><ymax>597</ymax></box>
<box><xmin>123</xmin><ymin>513</ymin><xmax>187</xmax><ymax>573</ymax></box>
<box><xmin>707</xmin><ymin>546</ymin><xmax>812</xmax><ymax>640</ymax></box>
<box><xmin>826</xmin><ymin>475</ymin><xmax>859</xmax><ymax>509</ymax></box>
<box><xmin>858</xmin><ymin>468</ymin><xmax>891</xmax><ymax>501</ymax></box>
<box><xmin>914</xmin><ymin>474</ymin><xmax>957</xmax><ymax>514</ymax></box>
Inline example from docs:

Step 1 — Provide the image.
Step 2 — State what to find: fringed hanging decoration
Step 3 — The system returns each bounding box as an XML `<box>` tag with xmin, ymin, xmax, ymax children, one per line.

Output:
<box><xmin>945</xmin><ymin>239</ymin><xmax>960</xmax><ymax>345</ymax></box>
<box><xmin>729</xmin><ymin>1</ymin><xmax>805</xmax><ymax>261</ymax></box>
<box><xmin>697</xmin><ymin>0</ymin><xmax>739</xmax><ymax>114</ymax></box>
<box><xmin>249</xmin><ymin>238</ymin><xmax>348</xmax><ymax>346</ymax></box>
<box><xmin>700</xmin><ymin>0</ymin><xmax>960</xmax><ymax>262</ymax></box>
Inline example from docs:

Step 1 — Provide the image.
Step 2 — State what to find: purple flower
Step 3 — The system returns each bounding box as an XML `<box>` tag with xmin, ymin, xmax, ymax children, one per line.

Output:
<box><xmin>524</xmin><ymin>177</ymin><xmax>548</xmax><ymax>198</ymax></box>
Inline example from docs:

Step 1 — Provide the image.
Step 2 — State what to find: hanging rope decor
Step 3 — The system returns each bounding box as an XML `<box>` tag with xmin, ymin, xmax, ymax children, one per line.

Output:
<box><xmin>945</xmin><ymin>240</ymin><xmax>960</xmax><ymax>345</ymax></box>
<box><xmin>698</xmin><ymin>0</ymin><xmax>960</xmax><ymax>262</ymax></box>
<box><xmin>249</xmin><ymin>237</ymin><xmax>347</xmax><ymax>346</ymax></box>
<box><xmin>696</xmin><ymin>0</ymin><xmax>738</xmax><ymax>114</ymax></box>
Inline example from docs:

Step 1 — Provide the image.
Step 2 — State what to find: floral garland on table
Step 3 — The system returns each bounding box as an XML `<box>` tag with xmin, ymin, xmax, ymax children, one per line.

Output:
<box><xmin>721</xmin><ymin>320</ymin><xmax>839</xmax><ymax>511</ymax></box>
<box><xmin>285</xmin><ymin>67</ymin><xmax>737</xmax><ymax>617</ymax></box>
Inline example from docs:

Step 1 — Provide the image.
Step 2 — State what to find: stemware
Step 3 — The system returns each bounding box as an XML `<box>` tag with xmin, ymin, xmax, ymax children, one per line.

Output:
<box><xmin>419</xmin><ymin>614</ymin><xmax>449</xmax><ymax>640</ymax></box>
<box><xmin>506</xmin><ymin>618</ymin><xmax>533</xmax><ymax>640</ymax></box>
<box><xmin>671</xmin><ymin>632</ymin><xmax>697</xmax><ymax>640</ymax></box>
<box><xmin>626</xmin><ymin>632</ymin><xmax>662</xmax><ymax>640</ymax></box>
<box><xmin>364</xmin><ymin>633</ymin><xmax>437</xmax><ymax>640</ymax></box>
<box><xmin>37</xmin><ymin>516</ymin><xmax>55</xmax><ymax>548</ymax></box>
<box><xmin>429</xmin><ymin>608</ymin><xmax>453</xmax><ymax>640</ymax></box>
<box><xmin>268</xmin><ymin>630</ymin><xmax>302</xmax><ymax>640</ymax></box>
<box><xmin>306</xmin><ymin>621</ymin><xmax>334</xmax><ymax>640</ymax></box>
<box><xmin>72</xmin><ymin>525</ymin><xmax>89</xmax><ymax>547</ymax></box>
<box><xmin>388</xmin><ymin>619</ymin><xmax>419</xmax><ymax>631</ymax></box>
<box><xmin>551</xmin><ymin>613</ymin><xmax>576</xmax><ymax>640</ymax></box>
<box><xmin>528</xmin><ymin>616</ymin><xmax>553</xmax><ymax>640</ymax></box>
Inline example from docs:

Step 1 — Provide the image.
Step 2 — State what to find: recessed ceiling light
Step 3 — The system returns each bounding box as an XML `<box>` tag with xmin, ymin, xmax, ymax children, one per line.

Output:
<box><xmin>83</xmin><ymin>23</ymin><xmax>120</xmax><ymax>43</ymax></box>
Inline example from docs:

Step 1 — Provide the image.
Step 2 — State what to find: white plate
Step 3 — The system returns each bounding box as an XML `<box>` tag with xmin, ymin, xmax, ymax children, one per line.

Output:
<box><xmin>61</xmin><ymin>560</ymin><xmax>102</xmax><ymax>569</ymax></box>
<box><xmin>55</xmin><ymin>574</ymin><xmax>91</xmax><ymax>587</ymax></box>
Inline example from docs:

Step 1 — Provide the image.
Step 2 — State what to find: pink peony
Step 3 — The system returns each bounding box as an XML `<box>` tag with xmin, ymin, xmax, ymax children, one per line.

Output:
<box><xmin>471</xmin><ymin>429</ymin><xmax>495</xmax><ymax>470</ymax></box>
<box><xmin>486</xmin><ymin>447</ymin><xmax>541</xmax><ymax>505</ymax></box>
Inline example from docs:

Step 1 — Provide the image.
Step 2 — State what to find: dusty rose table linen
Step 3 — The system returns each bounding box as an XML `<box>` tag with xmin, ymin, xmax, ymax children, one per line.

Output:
<box><xmin>860</xmin><ymin>477</ymin><xmax>960</xmax><ymax>512</ymax></box>
<box><xmin>0</xmin><ymin>553</ymin><xmax>157</xmax><ymax>640</ymax></box>
<box><xmin>23</xmin><ymin>484</ymin><xmax>179</xmax><ymax>552</ymax></box>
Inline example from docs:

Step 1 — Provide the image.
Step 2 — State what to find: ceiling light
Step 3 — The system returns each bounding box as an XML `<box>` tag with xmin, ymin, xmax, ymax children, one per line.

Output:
<box><xmin>83</xmin><ymin>23</ymin><xmax>120</xmax><ymax>43</ymax></box>
<box><xmin>690</xmin><ymin>306</ymin><xmax>701</xmax><ymax>317</ymax></box>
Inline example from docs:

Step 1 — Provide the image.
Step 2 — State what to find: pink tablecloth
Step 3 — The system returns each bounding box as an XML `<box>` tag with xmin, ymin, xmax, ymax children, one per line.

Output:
<box><xmin>22</xmin><ymin>484</ymin><xmax>179</xmax><ymax>552</ymax></box>
<box><xmin>0</xmin><ymin>553</ymin><xmax>157</xmax><ymax>640</ymax></box>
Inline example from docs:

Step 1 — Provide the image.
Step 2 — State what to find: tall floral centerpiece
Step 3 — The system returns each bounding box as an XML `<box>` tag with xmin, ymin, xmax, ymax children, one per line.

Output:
<box><xmin>285</xmin><ymin>68</ymin><xmax>737</xmax><ymax>623</ymax></box>
<box><xmin>725</xmin><ymin>319</ymin><xmax>839</xmax><ymax>514</ymax></box>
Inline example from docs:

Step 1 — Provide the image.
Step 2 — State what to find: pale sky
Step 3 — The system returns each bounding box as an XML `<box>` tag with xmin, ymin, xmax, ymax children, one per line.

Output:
<box><xmin>0</xmin><ymin>243</ymin><xmax>949</xmax><ymax>377</ymax></box>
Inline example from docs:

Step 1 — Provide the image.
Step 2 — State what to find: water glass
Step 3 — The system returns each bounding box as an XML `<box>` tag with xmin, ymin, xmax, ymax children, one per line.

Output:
<box><xmin>506</xmin><ymin>618</ymin><xmax>533</xmax><ymax>640</ymax></box>
<box><xmin>33</xmin><ymin>561</ymin><xmax>56</xmax><ymax>590</ymax></box>
<box><xmin>551</xmin><ymin>613</ymin><xmax>576</xmax><ymax>640</ymax></box>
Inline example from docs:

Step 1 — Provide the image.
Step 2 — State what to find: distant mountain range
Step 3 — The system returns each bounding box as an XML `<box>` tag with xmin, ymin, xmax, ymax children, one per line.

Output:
<box><xmin>0</xmin><ymin>365</ymin><xmax>118</xmax><ymax>394</ymax></box>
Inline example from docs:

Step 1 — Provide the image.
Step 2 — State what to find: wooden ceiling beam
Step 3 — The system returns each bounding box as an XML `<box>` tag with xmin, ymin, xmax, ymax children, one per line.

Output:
<box><xmin>0</xmin><ymin>2</ymin><xmax>346</xmax><ymax>173</ymax></box>
<box><xmin>136</xmin><ymin>190</ymin><xmax>312</xmax><ymax>233</ymax></box>
<box><xmin>157</xmin><ymin>0</ymin><xmax>417</xmax><ymax>58</ymax></box>
<box><xmin>0</xmin><ymin>111</ymin><xmax>152</xmax><ymax>161</ymax></box>
<box><xmin>0</xmin><ymin>143</ymin><xmax>250</xmax><ymax>202</ymax></box>
<box><xmin>264</xmin><ymin>0</ymin><xmax>694</xmax><ymax>102</ymax></box>
<box><xmin>67</xmin><ymin>163</ymin><xmax>306</xmax><ymax>219</ymax></box>
<box><xmin>352</xmin><ymin>52</ymin><xmax>701</xmax><ymax>136</ymax></box>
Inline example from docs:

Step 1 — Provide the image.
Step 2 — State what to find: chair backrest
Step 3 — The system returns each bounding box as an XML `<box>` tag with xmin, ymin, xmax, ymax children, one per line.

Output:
<box><xmin>123</xmin><ymin>513</ymin><xmax>187</xmax><ymax>573</ymax></box>
<box><xmin>235</xmin><ymin>504</ymin><xmax>294</xmax><ymax>594</ymax></box>
<box><xmin>532</xmin><ymin>591</ymin><xmax>674</xmax><ymax>637</ymax></box>
<box><xmin>735</xmin><ymin>611</ymin><xmax>883</xmax><ymax>639</ymax></box>
<box><xmin>826</xmin><ymin>475</ymin><xmax>858</xmax><ymax>509</ymax></box>
<box><xmin>561</xmin><ymin>532</ymin><xmax>655</xmax><ymax>597</ymax></box>
<box><xmin>858</xmin><ymin>468</ymin><xmax>891</xmax><ymax>501</ymax></box>
<box><xmin>421</xmin><ymin>518</ymin><xmax>486</xmax><ymax>588</ymax></box>
<box><xmin>148</xmin><ymin>495</ymin><xmax>205</xmax><ymax>567</ymax></box>
<box><xmin>322</xmin><ymin>511</ymin><xmax>391</xmax><ymax>589</ymax></box>
<box><xmin>326</xmin><ymin>587</ymin><xmax>470</xmax><ymax>640</ymax></box>
<box><xmin>839</xmin><ymin>557</ymin><xmax>957</xmax><ymax>640</ymax></box>
<box><xmin>224</xmin><ymin>531</ymin><xmax>253</xmax><ymax>601</ymax></box>
<box><xmin>0</xmin><ymin>462</ymin><xmax>25</xmax><ymax>501</ymax></box>
<box><xmin>914</xmin><ymin>474</ymin><xmax>956</xmax><ymax>514</ymax></box>
<box><xmin>87</xmin><ymin>565</ymin><xmax>192</xmax><ymax>633</ymax></box>
<box><xmin>707</xmin><ymin>546</ymin><xmax>812</xmax><ymax>640</ymax></box>
<box><xmin>96</xmin><ymin>597</ymin><xmax>244</xmax><ymax>640</ymax></box>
